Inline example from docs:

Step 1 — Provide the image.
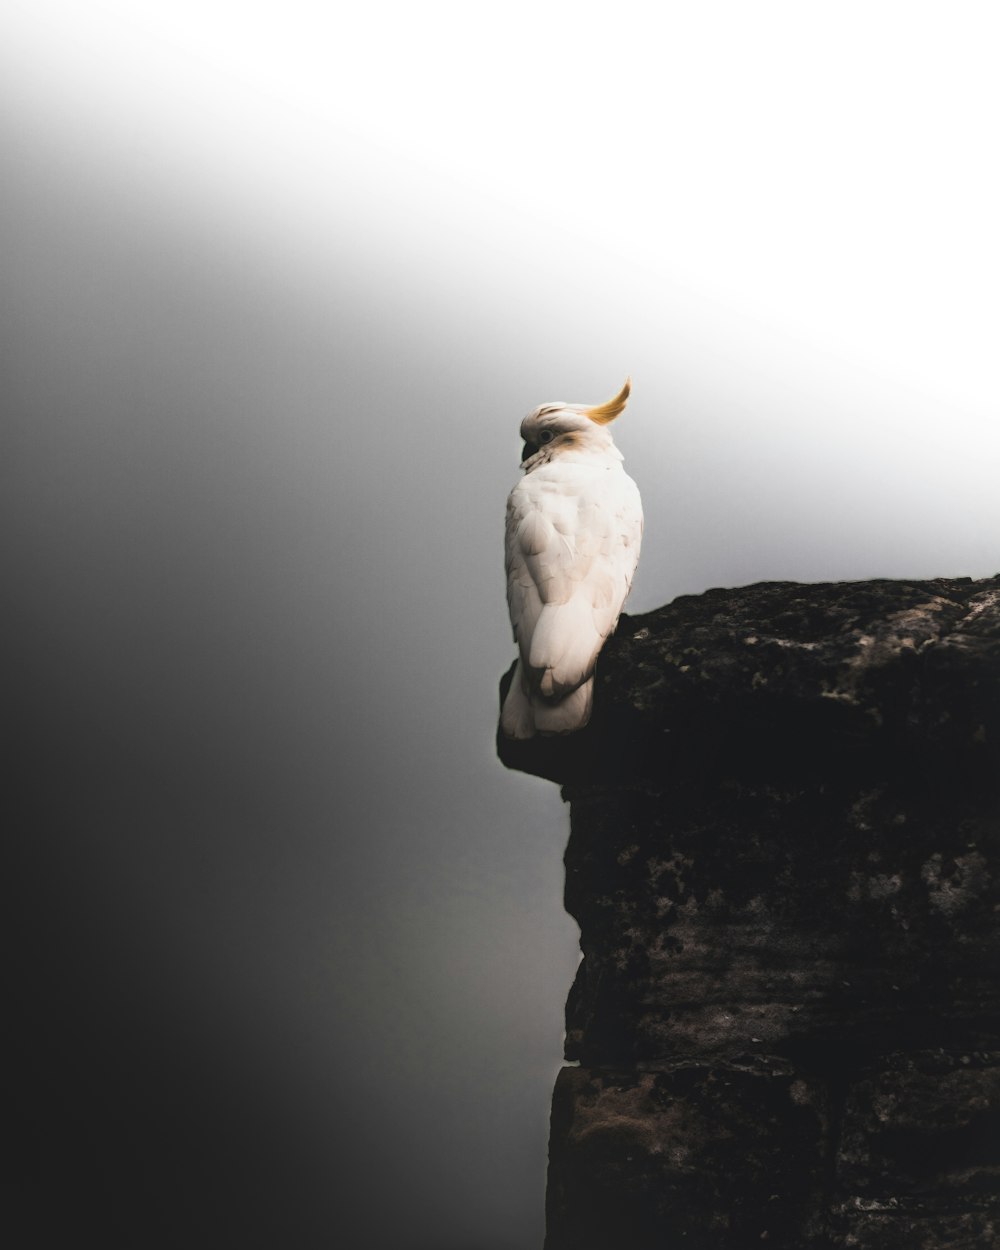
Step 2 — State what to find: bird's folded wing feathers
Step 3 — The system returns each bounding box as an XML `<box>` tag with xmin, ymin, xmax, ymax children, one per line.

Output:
<box><xmin>505</xmin><ymin>472</ymin><xmax>641</xmax><ymax>697</ymax></box>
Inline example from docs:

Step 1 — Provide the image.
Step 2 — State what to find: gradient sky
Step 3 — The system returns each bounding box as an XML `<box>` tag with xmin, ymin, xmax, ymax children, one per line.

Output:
<box><xmin>6</xmin><ymin>4</ymin><xmax>999</xmax><ymax>1248</ymax></box>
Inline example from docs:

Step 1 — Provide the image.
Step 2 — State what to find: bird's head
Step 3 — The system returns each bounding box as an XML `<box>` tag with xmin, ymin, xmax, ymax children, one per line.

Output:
<box><xmin>519</xmin><ymin>378</ymin><xmax>631</xmax><ymax>467</ymax></box>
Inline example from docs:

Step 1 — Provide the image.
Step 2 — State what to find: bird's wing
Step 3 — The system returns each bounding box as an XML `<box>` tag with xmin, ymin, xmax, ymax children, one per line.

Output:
<box><xmin>506</xmin><ymin>467</ymin><xmax>642</xmax><ymax>698</ymax></box>
<box><xmin>505</xmin><ymin>490</ymin><xmax>546</xmax><ymax>653</ymax></box>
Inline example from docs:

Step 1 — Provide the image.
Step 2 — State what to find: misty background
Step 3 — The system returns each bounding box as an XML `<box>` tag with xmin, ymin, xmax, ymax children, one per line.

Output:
<box><xmin>6</xmin><ymin>3</ymin><xmax>999</xmax><ymax>1247</ymax></box>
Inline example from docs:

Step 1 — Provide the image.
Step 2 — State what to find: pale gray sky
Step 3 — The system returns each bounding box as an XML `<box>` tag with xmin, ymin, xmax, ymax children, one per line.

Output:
<box><xmin>6</xmin><ymin>4</ymin><xmax>999</xmax><ymax>1247</ymax></box>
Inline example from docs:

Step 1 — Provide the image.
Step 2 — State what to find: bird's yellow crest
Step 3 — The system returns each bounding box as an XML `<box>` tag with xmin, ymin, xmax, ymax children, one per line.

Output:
<box><xmin>585</xmin><ymin>377</ymin><xmax>631</xmax><ymax>425</ymax></box>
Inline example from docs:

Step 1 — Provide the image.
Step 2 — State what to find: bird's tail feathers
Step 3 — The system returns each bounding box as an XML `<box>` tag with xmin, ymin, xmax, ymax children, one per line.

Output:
<box><xmin>501</xmin><ymin>661</ymin><xmax>536</xmax><ymax>740</ymax></box>
<box><xmin>532</xmin><ymin>679</ymin><xmax>593</xmax><ymax>735</ymax></box>
<box><xmin>501</xmin><ymin>662</ymin><xmax>594</xmax><ymax>739</ymax></box>
<box><xmin>528</xmin><ymin>601</ymin><xmax>602</xmax><ymax>697</ymax></box>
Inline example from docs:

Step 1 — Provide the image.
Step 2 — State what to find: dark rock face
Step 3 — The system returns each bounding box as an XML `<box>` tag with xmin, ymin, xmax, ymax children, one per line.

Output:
<box><xmin>499</xmin><ymin>576</ymin><xmax>1000</xmax><ymax>1249</ymax></box>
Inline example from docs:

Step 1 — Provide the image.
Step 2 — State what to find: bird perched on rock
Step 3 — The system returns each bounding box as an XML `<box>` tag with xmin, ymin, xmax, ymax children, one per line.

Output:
<box><xmin>501</xmin><ymin>378</ymin><xmax>643</xmax><ymax>739</ymax></box>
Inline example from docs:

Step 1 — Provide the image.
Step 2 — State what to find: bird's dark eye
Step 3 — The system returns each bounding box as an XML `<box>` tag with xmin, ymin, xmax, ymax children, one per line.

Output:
<box><xmin>538</xmin><ymin>430</ymin><xmax>554</xmax><ymax>445</ymax></box>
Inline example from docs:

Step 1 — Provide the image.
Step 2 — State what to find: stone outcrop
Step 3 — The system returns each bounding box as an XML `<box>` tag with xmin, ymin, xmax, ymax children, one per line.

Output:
<box><xmin>499</xmin><ymin>576</ymin><xmax>1000</xmax><ymax>1249</ymax></box>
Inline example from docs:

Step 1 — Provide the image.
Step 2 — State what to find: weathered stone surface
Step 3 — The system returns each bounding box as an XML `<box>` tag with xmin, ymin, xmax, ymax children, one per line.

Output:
<box><xmin>562</xmin><ymin>778</ymin><xmax>1000</xmax><ymax>1066</ymax></box>
<box><xmin>498</xmin><ymin>576</ymin><xmax>1000</xmax><ymax>789</ymax></box>
<box><xmin>836</xmin><ymin>1210</ymin><xmax>998</xmax><ymax>1250</ymax></box>
<box><xmin>836</xmin><ymin>1049</ymin><xmax>1000</xmax><ymax>1244</ymax></box>
<box><xmin>499</xmin><ymin>576</ymin><xmax>1000</xmax><ymax>1249</ymax></box>
<box><xmin>546</xmin><ymin>1061</ymin><xmax>830</xmax><ymax>1249</ymax></box>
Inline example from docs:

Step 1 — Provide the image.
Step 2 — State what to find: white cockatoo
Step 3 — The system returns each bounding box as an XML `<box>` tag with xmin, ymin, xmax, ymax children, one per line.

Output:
<box><xmin>502</xmin><ymin>378</ymin><xmax>643</xmax><ymax>739</ymax></box>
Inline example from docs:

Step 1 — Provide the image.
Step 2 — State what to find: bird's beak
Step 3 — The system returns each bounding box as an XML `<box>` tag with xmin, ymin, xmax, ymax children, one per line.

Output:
<box><xmin>521</xmin><ymin>440</ymin><xmax>535</xmax><ymax>463</ymax></box>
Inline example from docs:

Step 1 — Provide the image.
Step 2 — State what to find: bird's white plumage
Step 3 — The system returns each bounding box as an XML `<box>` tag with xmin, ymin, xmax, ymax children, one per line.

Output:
<box><xmin>502</xmin><ymin>380</ymin><xmax>643</xmax><ymax>738</ymax></box>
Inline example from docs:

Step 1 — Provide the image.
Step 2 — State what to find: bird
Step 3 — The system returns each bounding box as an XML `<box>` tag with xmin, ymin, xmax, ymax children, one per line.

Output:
<box><xmin>501</xmin><ymin>378</ymin><xmax>643</xmax><ymax>739</ymax></box>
